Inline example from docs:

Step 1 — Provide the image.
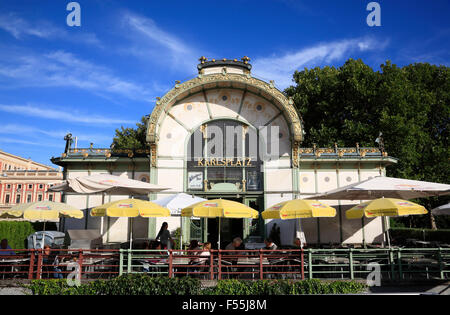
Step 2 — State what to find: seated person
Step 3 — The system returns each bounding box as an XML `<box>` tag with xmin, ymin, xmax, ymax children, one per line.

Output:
<box><xmin>42</xmin><ymin>245</ymin><xmax>63</xmax><ymax>279</ymax></box>
<box><xmin>264</xmin><ymin>238</ymin><xmax>279</xmax><ymax>266</ymax></box>
<box><xmin>264</xmin><ymin>238</ymin><xmax>278</xmax><ymax>250</ymax></box>
<box><xmin>224</xmin><ymin>237</ymin><xmax>244</xmax><ymax>266</ymax></box>
<box><xmin>187</xmin><ymin>240</ymin><xmax>202</xmax><ymax>264</ymax></box>
<box><xmin>294</xmin><ymin>237</ymin><xmax>308</xmax><ymax>248</ymax></box>
<box><xmin>197</xmin><ymin>242</ymin><xmax>212</xmax><ymax>265</ymax></box>
<box><xmin>0</xmin><ymin>239</ymin><xmax>15</xmax><ymax>256</ymax></box>
<box><xmin>225</xmin><ymin>237</ymin><xmax>243</xmax><ymax>254</ymax></box>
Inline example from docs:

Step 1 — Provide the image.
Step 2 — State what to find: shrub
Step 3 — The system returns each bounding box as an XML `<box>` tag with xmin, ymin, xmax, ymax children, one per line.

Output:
<box><xmin>0</xmin><ymin>221</ymin><xmax>36</xmax><ymax>249</ymax></box>
<box><xmin>200</xmin><ymin>279</ymin><xmax>366</xmax><ymax>295</ymax></box>
<box><xmin>27</xmin><ymin>275</ymin><xmax>202</xmax><ymax>295</ymax></box>
<box><xmin>27</xmin><ymin>276</ymin><xmax>366</xmax><ymax>295</ymax></box>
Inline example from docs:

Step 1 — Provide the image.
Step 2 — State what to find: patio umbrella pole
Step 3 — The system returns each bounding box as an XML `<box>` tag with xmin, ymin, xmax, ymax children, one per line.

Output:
<box><xmin>384</xmin><ymin>216</ymin><xmax>391</xmax><ymax>248</ymax></box>
<box><xmin>218</xmin><ymin>217</ymin><xmax>221</xmax><ymax>249</ymax></box>
<box><xmin>180</xmin><ymin>216</ymin><xmax>183</xmax><ymax>250</ymax></box>
<box><xmin>129</xmin><ymin>217</ymin><xmax>133</xmax><ymax>250</ymax></box>
<box><xmin>100</xmin><ymin>193</ymin><xmax>105</xmax><ymax>235</ymax></box>
<box><xmin>42</xmin><ymin>221</ymin><xmax>46</xmax><ymax>249</ymax></box>
<box><xmin>297</xmin><ymin>218</ymin><xmax>304</xmax><ymax>248</ymax></box>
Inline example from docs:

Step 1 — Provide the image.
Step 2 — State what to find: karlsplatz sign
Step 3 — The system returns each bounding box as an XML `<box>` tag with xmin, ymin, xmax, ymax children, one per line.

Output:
<box><xmin>196</xmin><ymin>158</ymin><xmax>253</xmax><ymax>167</ymax></box>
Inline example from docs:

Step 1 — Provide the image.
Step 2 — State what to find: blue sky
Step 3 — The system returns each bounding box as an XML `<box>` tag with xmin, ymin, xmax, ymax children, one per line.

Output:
<box><xmin>0</xmin><ymin>0</ymin><xmax>449</xmax><ymax>167</ymax></box>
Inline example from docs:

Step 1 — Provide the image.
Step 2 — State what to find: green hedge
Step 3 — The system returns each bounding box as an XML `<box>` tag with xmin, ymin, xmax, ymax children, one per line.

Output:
<box><xmin>0</xmin><ymin>221</ymin><xmax>36</xmax><ymax>249</ymax></box>
<box><xmin>26</xmin><ymin>275</ymin><xmax>367</xmax><ymax>295</ymax></box>
<box><xmin>390</xmin><ymin>227</ymin><xmax>450</xmax><ymax>243</ymax></box>
<box><xmin>202</xmin><ymin>279</ymin><xmax>366</xmax><ymax>295</ymax></box>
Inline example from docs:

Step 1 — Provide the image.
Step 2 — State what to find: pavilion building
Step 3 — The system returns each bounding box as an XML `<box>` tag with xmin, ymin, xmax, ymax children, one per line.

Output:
<box><xmin>51</xmin><ymin>57</ymin><xmax>397</xmax><ymax>247</ymax></box>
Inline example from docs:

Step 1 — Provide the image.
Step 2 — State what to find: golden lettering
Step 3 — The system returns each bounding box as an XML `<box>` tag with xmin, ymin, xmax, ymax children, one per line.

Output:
<box><xmin>197</xmin><ymin>159</ymin><xmax>204</xmax><ymax>167</ymax></box>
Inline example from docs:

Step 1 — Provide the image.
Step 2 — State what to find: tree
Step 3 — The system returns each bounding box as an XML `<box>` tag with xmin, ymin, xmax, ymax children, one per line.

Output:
<box><xmin>112</xmin><ymin>116</ymin><xmax>148</xmax><ymax>150</ymax></box>
<box><xmin>285</xmin><ymin>59</ymin><xmax>450</xmax><ymax>229</ymax></box>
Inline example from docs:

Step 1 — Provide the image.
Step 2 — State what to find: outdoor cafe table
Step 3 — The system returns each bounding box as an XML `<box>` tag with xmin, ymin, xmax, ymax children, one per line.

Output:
<box><xmin>0</xmin><ymin>257</ymin><xmax>30</xmax><ymax>279</ymax></box>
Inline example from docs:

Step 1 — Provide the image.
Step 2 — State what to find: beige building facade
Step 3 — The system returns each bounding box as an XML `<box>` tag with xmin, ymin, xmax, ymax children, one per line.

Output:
<box><xmin>0</xmin><ymin>150</ymin><xmax>62</xmax><ymax>211</ymax></box>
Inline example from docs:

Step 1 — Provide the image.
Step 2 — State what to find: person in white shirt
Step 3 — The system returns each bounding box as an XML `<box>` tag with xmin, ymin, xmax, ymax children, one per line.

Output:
<box><xmin>198</xmin><ymin>242</ymin><xmax>212</xmax><ymax>264</ymax></box>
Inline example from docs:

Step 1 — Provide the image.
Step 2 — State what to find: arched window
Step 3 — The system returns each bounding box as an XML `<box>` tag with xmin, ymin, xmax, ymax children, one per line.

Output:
<box><xmin>186</xmin><ymin>120</ymin><xmax>262</xmax><ymax>192</ymax></box>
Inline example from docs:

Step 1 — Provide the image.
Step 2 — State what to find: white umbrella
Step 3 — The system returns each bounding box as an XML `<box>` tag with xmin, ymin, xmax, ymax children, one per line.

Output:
<box><xmin>432</xmin><ymin>203</ymin><xmax>450</xmax><ymax>216</ymax></box>
<box><xmin>49</xmin><ymin>173</ymin><xmax>168</xmax><ymax>195</ymax></box>
<box><xmin>49</xmin><ymin>174</ymin><xmax>169</xmax><ymax>241</ymax></box>
<box><xmin>153</xmin><ymin>193</ymin><xmax>206</xmax><ymax>248</ymax></box>
<box><xmin>306</xmin><ymin>176</ymin><xmax>450</xmax><ymax>200</ymax></box>
<box><xmin>306</xmin><ymin>176</ymin><xmax>449</xmax><ymax>247</ymax></box>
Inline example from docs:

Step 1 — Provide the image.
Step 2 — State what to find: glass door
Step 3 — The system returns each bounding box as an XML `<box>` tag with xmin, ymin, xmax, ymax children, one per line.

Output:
<box><xmin>244</xmin><ymin>197</ymin><xmax>264</xmax><ymax>242</ymax></box>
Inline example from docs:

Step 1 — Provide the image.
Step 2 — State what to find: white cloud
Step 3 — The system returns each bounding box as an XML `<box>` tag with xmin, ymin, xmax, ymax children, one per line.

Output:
<box><xmin>121</xmin><ymin>12</ymin><xmax>200</xmax><ymax>73</ymax></box>
<box><xmin>252</xmin><ymin>37</ymin><xmax>389</xmax><ymax>89</ymax></box>
<box><xmin>0</xmin><ymin>136</ymin><xmax>61</xmax><ymax>148</ymax></box>
<box><xmin>0</xmin><ymin>13</ymin><xmax>101</xmax><ymax>46</ymax></box>
<box><xmin>0</xmin><ymin>49</ymin><xmax>155</xmax><ymax>102</ymax></box>
<box><xmin>0</xmin><ymin>104</ymin><xmax>136</xmax><ymax>125</ymax></box>
<box><xmin>0</xmin><ymin>124</ymin><xmax>113</xmax><ymax>147</ymax></box>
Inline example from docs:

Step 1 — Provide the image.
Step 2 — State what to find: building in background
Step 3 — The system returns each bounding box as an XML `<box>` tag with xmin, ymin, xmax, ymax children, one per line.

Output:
<box><xmin>0</xmin><ymin>150</ymin><xmax>63</xmax><ymax>211</ymax></box>
<box><xmin>52</xmin><ymin>57</ymin><xmax>397</xmax><ymax>247</ymax></box>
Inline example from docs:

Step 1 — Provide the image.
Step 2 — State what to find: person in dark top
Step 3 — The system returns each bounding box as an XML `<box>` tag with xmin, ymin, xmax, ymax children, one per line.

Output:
<box><xmin>264</xmin><ymin>238</ymin><xmax>278</xmax><ymax>251</ymax></box>
<box><xmin>42</xmin><ymin>245</ymin><xmax>63</xmax><ymax>279</ymax></box>
<box><xmin>156</xmin><ymin>222</ymin><xmax>174</xmax><ymax>249</ymax></box>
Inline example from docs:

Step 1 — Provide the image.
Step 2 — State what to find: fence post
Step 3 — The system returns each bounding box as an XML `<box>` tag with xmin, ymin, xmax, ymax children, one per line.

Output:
<box><xmin>438</xmin><ymin>248</ymin><xmax>444</xmax><ymax>280</ymax></box>
<box><xmin>218</xmin><ymin>250</ymin><xmax>222</xmax><ymax>280</ymax></box>
<box><xmin>78</xmin><ymin>250</ymin><xmax>84</xmax><ymax>280</ymax></box>
<box><xmin>36</xmin><ymin>249</ymin><xmax>43</xmax><ymax>280</ymax></box>
<box><xmin>349</xmin><ymin>248</ymin><xmax>354</xmax><ymax>280</ymax></box>
<box><xmin>389</xmin><ymin>248</ymin><xmax>395</xmax><ymax>280</ymax></box>
<box><xmin>28</xmin><ymin>249</ymin><xmax>35</xmax><ymax>280</ymax></box>
<box><xmin>127</xmin><ymin>249</ymin><xmax>132</xmax><ymax>274</ymax></box>
<box><xmin>300</xmin><ymin>248</ymin><xmax>305</xmax><ymax>280</ymax></box>
<box><xmin>210</xmin><ymin>251</ymin><xmax>214</xmax><ymax>280</ymax></box>
<box><xmin>119</xmin><ymin>249</ymin><xmax>124</xmax><ymax>276</ymax></box>
<box><xmin>259</xmin><ymin>249</ymin><xmax>263</xmax><ymax>280</ymax></box>
<box><xmin>168</xmin><ymin>250</ymin><xmax>173</xmax><ymax>278</ymax></box>
<box><xmin>308</xmin><ymin>249</ymin><xmax>313</xmax><ymax>279</ymax></box>
<box><xmin>397</xmin><ymin>248</ymin><xmax>403</xmax><ymax>280</ymax></box>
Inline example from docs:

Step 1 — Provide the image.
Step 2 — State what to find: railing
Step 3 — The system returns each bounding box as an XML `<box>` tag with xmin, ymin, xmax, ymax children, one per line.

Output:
<box><xmin>1</xmin><ymin>248</ymin><xmax>449</xmax><ymax>281</ymax></box>
<box><xmin>0</xmin><ymin>249</ymin><xmax>119</xmax><ymax>280</ymax></box>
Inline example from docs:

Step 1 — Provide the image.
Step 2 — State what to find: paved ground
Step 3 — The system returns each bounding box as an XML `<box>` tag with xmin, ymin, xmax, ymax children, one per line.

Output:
<box><xmin>368</xmin><ymin>284</ymin><xmax>450</xmax><ymax>295</ymax></box>
<box><xmin>0</xmin><ymin>287</ymin><xmax>30</xmax><ymax>295</ymax></box>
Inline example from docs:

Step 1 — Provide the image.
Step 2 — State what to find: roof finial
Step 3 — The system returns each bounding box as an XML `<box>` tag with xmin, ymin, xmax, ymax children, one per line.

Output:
<box><xmin>199</xmin><ymin>56</ymin><xmax>207</xmax><ymax>64</ymax></box>
<box><xmin>241</xmin><ymin>56</ymin><xmax>250</xmax><ymax>64</ymax></box>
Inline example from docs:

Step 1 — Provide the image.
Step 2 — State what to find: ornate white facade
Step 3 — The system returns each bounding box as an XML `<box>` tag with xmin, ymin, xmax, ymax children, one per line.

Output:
<box><xmin>54</xmin><ymin>57</ymin><xmax>397</xmax><ymax>247</ymax></box>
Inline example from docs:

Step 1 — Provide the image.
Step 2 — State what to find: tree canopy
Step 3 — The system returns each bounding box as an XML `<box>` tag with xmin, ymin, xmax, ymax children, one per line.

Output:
<box><xmin>285</xmin><ymin>59</ymin><xmax>450</xmax><ymax>228</ymax></box>
<box><xmin>112</xmin><ymin>116</ymin><xmax>148</xmax><ymax>150</ymax></box>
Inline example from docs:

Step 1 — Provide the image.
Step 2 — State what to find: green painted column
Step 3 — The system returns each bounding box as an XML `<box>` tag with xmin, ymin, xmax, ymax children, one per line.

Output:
<box><xmin>148</xmin><ymin>160</ymin><xmax>157</xmax><ymax>239</ymax></box>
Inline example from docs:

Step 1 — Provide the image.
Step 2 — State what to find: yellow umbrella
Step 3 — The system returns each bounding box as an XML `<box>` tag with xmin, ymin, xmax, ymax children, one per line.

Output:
<box><xmin>262</xmin><ymin>199</ymin><xmax>336</xmax><ymax>248</ymax></box>
<box><xmin>346</xmin><ymin>198</ymin><xmax>428</xmax><ymax>219</ymax></box>
<box><xmin>91</xmin><ymin>198</ymin><xmax>170</xmax><ymax>218</ymax></box>
<box><xmin>2</xmin><ymin>201</ymin><xmax>84</xmax><ymax>221</ymax></box>
<box><xmin>91</xmin><ymin>199</ymin><xmax>170</xmax><ymax>249</ymax></box>
<box><xmin>182</xmin><ymin>199</ymin><xmax>258</xmax><ymax>219</ymax></box>
<box><xmin>262</xmin><ymin>199</ymin><xmax>336</xmax><ymax>220</ymax></box>
<box><xmin>181</xmin><ymin>199</ymin><xmax>258</xmax><ymax>248</ymax></box>
<box><xmin>346</xmin><ymin>198</ymin><xmax>428</xmax><ymax>248</ymax></box>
